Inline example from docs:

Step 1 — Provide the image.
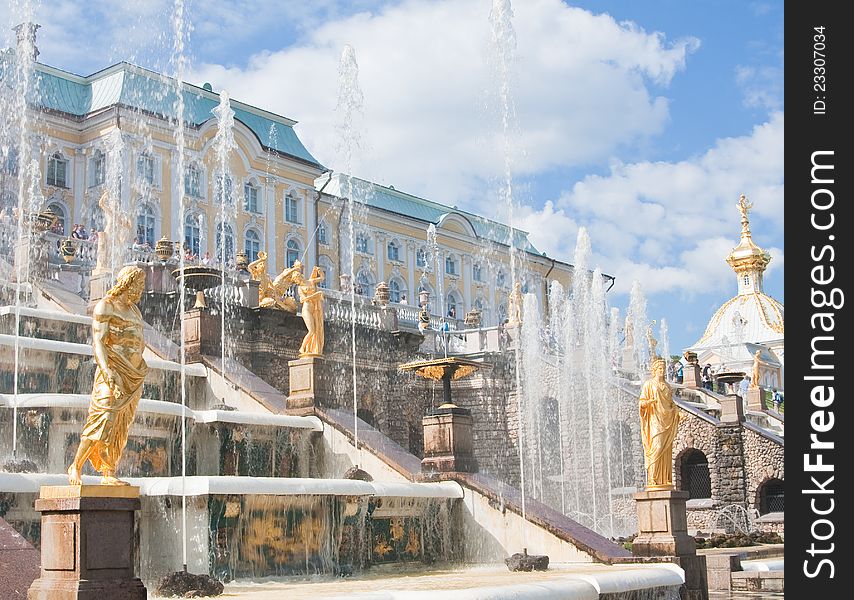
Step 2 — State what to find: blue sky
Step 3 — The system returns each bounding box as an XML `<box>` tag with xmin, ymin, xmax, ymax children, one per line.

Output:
<box><xmin>3</xmin><ymin>0</ymin><xmax>784</xmax><ymax>354</ymax></box>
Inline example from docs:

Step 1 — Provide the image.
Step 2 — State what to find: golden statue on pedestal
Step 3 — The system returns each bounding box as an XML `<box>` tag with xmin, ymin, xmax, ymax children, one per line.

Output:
<box><xmin>751</xmin><ymin>349</ymin><xmax>762</xmax><ymax>388</ymax></box>
<box><xmin>68</xmin><ymin>266</ymin><xmax>148</xmax><ymax>486</ymax></box>
<box><xmin>297</xmin><ymin>265</ymin><xmax>325</xmax><ymax>357</ymax></box>
<box><xmin>247</xmin><ymin>251</ymin><xmax>300</xmax><ymax>312</ymax></box>
<box><xmin>638</xmin><ymin>356</ymin><xmax>680</xmax><ymax>490</ymax></box>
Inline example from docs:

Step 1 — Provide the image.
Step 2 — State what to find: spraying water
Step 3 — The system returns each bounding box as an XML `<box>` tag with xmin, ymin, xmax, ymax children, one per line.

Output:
<box><xmin>334</xmin><ymin>45</ymin><xmax>367</xmax><ymax>461</ymax></box>
<box><xmin>627</xmin><ymin>280</ymin><xmax>650</xmax><ymax>378</ymax></box>
<box><xmin>488</xmin><ymin>0</ymin><xmax>528</xmax><ymax>537</ymax></box>
<box><xmin>171</xmin><ymin>0</ymin><xmax>189</xmax><ymax>569</ymax></box>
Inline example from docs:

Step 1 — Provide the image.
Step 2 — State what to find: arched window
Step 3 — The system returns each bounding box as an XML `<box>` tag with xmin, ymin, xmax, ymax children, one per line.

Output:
<box><xmin>759</xmin><ymin>478</ymin><xmax>784</xmax><ymax>514</ymax></box>
<box><xmin>286</xmin><ymin>238</ymin><xmax>301</xmax><ymax>267</ymax></box>
<box><xmin>184</xmin><ymin>164</ymin><xmax>202</xmax><ymax>197</ymax></box>
<box><xmin>389</xmin><ymin>279</ymin><xmax>402</xmax><ymax>303</ymax></box>
<box><xmin>317</xmin><ymin>220</ymin><xmax>329</xmax><ymax>245</ymax></box>
<box><xmin>90</xmin><ymin>149</ymin><xmax>105</xmax><ymax>187</ymax></box>
<box><xmin>244</xmin><ymin>229</ymin><xmax>261</xmax><ymax>262</ymax></box>
<box><xmin>184</xmin><ymin>214</ymin><xmax>201</xmax><ymax>257</ymax></box>
<box><xmin>136</xmin><ymin>204</ymin><xmax>156</xmax><ymax>247</ymax></box>
<box><xmin>743</xmin><ymin>275</ymin><xmax>751</xmax><ymax>287</ymax></box>
<box><xmin>416</xmin><ymin>247</ymin><xmax>427</xmax><ymax>268</ymax></box>
<box><xmin>496</xmin><ymin>269</ymin><xmax>506</xmax><ymax>289</ymax></box>
<box><xmin>356</xmin><ymin>270</ymin><xmax>373</xmax><ymax>297</ymax></box>
<box><xmin>215</xmin><ymin>223</ymin><xmax>235</xmax><ymax>262</ymax></box>
<box><xmin>46</xmin><ymin>152</ymin><xmax>68</xmax><ymax>187</ymax></box>
<box><xmin>387</xmin><ymin>240</ymin><xmax>401</xmax><ymax>262</ymax></box>
<box><xmin>446</xmin><ymin>292</ymin><xmax>461</xmax><ymax>318</ymax></box>
<box><xmin>355</xmin><ymin>232</ymin><xmax>370</xmax><ymax>254</ymax></box>
<box><xmin>244</xmin><ymin>181</ymin><xmax>260</xmax><ymax>213</ymax></box>
<box><xmin>47</xmin><ymin>202</ymin><xmax>67</xmax><ymax>235</ymax></box>
<box><xmin>680</xmin><ymin>449</ymin><xmax>711</xmax><ymax>499</ymax></box>
<box><xmin>136</xmin><ymin>153</ymin><xmax>155</xmax><ymax>186</ymax></box>
<box><xmin>473</xmin><ymin>262</ymin><xmax>483</xmax><ymax>282</ymax></box>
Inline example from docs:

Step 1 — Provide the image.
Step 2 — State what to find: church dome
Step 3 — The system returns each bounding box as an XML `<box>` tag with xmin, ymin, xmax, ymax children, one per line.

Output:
<box><xmin>690</xmin><ymin>194</ymin><xmax>784</xmax><ymax>349</ymax></box>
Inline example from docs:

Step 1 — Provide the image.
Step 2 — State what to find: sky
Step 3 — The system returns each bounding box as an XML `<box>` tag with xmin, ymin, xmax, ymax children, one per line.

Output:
<box><xmin>2</xmin><ymin>0</ymin><xmax>784</xmax><ymax>354</ymax></box>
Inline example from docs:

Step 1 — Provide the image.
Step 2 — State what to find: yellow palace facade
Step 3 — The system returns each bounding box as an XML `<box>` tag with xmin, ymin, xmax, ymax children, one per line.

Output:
<box><xmin>2</xmin><ymin>58</ymin><xmax>585</xmax><ymax>326</ymax></box>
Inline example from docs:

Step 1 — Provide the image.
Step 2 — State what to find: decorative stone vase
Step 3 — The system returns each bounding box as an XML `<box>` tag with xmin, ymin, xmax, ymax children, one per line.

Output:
<box><xmin>374</xmin><ymin>281</ymin><xmax>390</xmax><ymax>306</ymax></box>
<box><xmin>683</xmin><ymin>350</ymin><xmax>699</xmax><ymax>366</ymax></box>
<box><xmin>236</xmin><ymin>251</ymin><xmax>249</xmax><ymax>271</ymax></box>
<box><xmin>34</xmin><ymin>210</ymin><xmax>58</xmax><ymax>232</ymax></box>
<box><xmin>59</xmin><ymin>238</ymin><xmax>76</xmax><ymax>264</ymax></box>
<box><xmin>419</xmin><ymin>289</ymin><xmax>430</xmax><ymax>307</ymax></box>
<box><xmin>340</xmin><ymin>273</ymin><xmax>352</xmax><ymax>292</ymax></box>
<box><xmin>154</xmin><ymin>236</ymin><xmax>174</xmax><ymax>262</ymax></box>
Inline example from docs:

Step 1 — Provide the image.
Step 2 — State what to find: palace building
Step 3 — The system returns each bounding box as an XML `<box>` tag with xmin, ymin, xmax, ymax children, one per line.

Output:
<box><xmin>1</xmin><ymin>55</ymin><xmax>577</xmax><ymax>326</ymax></box>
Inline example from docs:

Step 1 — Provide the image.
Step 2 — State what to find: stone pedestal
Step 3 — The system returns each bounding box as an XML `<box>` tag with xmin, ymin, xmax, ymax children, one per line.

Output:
<box><xmin>633</xmin><ymin>489</ymin><xmax>696</xmax><ymax>557</ymax></box>
<box><xmin>28</xmin><ymin>485</ymin><xmax>147</xmax><ymax>600</ymax></box>
<box><xmin>634</xmin><ymin>488</ymin><xmax>708</xmax><ymax>600</ymax></box>
<box><xmin>182</xmin><ymin>308</ymin><xmax>221</xmax><ymax>361</ymax></box>
<box><xmin>719</xmin><ymin>394</ymin><xmax>745</xmax><ymax>424</ymax></box>
<box><xmin>421</xmin><ymin>405</ymin><xmax>478</xmax><ymax>474</ymax></box>
<box><xmin>745</xmin><ymin>387</ymin><xmax>764</xmax><ymax>411</ymax></box>
<box><xmin>286</xmin><ymin>356</ymin><xmax>332</xmax><ymax>416</ymax></box>
<box><xmin>682</xmin><ymin>363</ymin><xmax>703</xmax><ymax>388</ymax></box>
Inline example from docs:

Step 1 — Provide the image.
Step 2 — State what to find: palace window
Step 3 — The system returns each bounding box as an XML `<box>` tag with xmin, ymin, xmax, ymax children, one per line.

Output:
<box><xmin>285</xmin><ymin>193</ymin><xmax>300</xmax><ymax>223</ymax></box>
<box><xmin>47</xmin><ymin>202</ymin><xmax>67</xmax><ymax>235</ymax></box>
<box><xmin>355</xmin><ymin>233</ymin><xmax>370</xmax><ymax>254</ymax></box>
<box><xmin>46</xmin><ymin>152</ymin><xmax>68</xmax><ymax>188</ymax></box>
<box><xmin>496</xmin><ymin>270</ymin><xmax>506</xmax><ymax>288</ymax></box>
<box><xmin>317</xmin><ymin>221</ymin><xmax>329</xmax><ymax>245</ymax></box>
<box><xmin>90</xmin><ymin>150</ymin><xmax>106</xmax><ymax>187</ymax></box>
<box><xmin>184</xmin><ymin>164</ymin><xmax>202</xmax><ymax>197</ymax></box>
<box><xmin>215</xmin><ymin>223</ymin><xmax>235</xmax><ymax>262</ymax></box>
<box><xmin>387</xmin><ymin>240</ymin><xmax>401</xmax><ymax>262</ymax></box>
<box><xmin>389</xmin><ymin>280</ymin><xmax>402</xmax><ymax>303</ymax></box>
<box><xmin>473</xmin><ymin>262</ymin><xmax>483</xmax><ymax>282</ymax></box>
<box><xmin>286</xmin><ymin>238</ymin><xmax>301</xmax><ymax>267</ymax></box>
<box><xmin>184</xmin><ymin>214</ymin><xmax>201</xmax><ymax>256</ymax></box>
<box><xmin>136</xmin><ymin>204</ymin><xmax>156</xmax><ymax>247</ymax></box>
<box><xmin>136</xmin><ymin>153</ymin><xmax>155</xmax><ymax>186</ymax></box>
<box><xmin>244</xmin><ymin>229</ymin><xmax>261</xmax><ymax>262</ymax></box>
<box><xmin>214</xmin><ymin>173</ymin><xmax>234</xmax><ymax>205</ymax></box>
<box><xmin>445</xmin><ymin>255</ymin><xmax>457</xmax><ymax>275</ymax></box>
<box><xmin>416</xmin><ymin>247</ymin><xmax>427</xmax><ymax>268</ymax></box>
<box><xmin>244</xmin><ymin>182</ymin><xmax>260</xmax><ymax>213</ymax></box>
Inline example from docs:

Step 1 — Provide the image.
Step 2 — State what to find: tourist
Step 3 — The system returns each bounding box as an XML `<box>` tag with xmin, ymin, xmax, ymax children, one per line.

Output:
<box><xmin>666</xmin><ymin>362</ymin><xmax>675</xmax><ymax>382</ymax></box>
<box><xmin>399</xmin><ymin>293</ymin><xmax>407</xmax><ymax>305</ymax></box>
<box><xmin>739</xmin><ymin>375</ymin><xmax>750</xmax><ymax>398</ymax></box>
<box><xmin>448</xmin><ymin>306</ymin><xmax>456</xmax><ymax>319</ymax></box>
<box><xmin>202</xmin><ymin>251</ymin><xmax>212</xmax><ymax>266</ymax></box>
<box><xmin>701</xmin><ymin>364</ymin><xmax>712</xmax><ymax>391</ymax></box>
<box><xmin>71</xmin><ymin>223</ymin><xmax>86</xmax><ymax>239</ymax></box>
<box><xmin>772</xmin><ymin>389</ymin><xmax>782</xmax><ymax>411</ymax></box>
<box><xmin>676</xmin><ymin>362</ymin><xmax>684</xmax><ymax>384</ymax></box>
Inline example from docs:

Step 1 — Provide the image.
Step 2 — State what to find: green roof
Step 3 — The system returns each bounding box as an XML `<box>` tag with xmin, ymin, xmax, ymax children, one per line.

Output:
<box><xmin>24</xmin><ymin>60</ymin><xmax>322</xmax><ymax>168</ymax></box>
<box><xmin>320</xmin><ymin>173</ymin><xmax>542</xmax><ymax>255</ymax></box>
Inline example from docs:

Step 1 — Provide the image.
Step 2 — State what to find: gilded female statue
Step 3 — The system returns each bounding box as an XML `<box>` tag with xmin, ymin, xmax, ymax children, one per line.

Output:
<box><xmin>750</xmin><ymin>349</ymin><xmax>762</xmax><ymax>388</ymax></box>
<box><xmin>67</xmin><ymin>266</ymin><xmax>148</xmax><ymax>485</ymax></box>
<box><xmin>297</xmin><ymin>265</ymin><xmax>325</xmax><ymax>357</ymax></box>
<box><xmin>638</xmin><ymin>357</ymin><xmax>680</xmax><ymax>489</ymax></box>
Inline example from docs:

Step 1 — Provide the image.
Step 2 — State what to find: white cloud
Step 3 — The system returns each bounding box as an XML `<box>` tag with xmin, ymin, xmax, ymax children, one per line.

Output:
<box><xmin>189</xmin><ymin>0</ymin><xmax>698</xmax><ymax>203</ymax></box>
<box><xmin>518</xmin><ymin>112</ymin><xmax>783</xmax><ymax>296</ymax></box>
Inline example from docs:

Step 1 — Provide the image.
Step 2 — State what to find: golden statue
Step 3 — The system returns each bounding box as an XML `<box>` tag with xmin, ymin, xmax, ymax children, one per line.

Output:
<box><xmin>298</xmin><ymin>265</ymin><xmax>325</xmax><ymax>357</ymax></box>
<box><xmin>67</xmin><ymin>266</ymin><xmax>149</xmax><ymax>485</ymax></box>
<box><xmin>639</xmin><ymin>357</ymin><xmax>680</xmax><ymax>489</ymax></box>
<box><xmin>247</xmin><ymin>251</ymin><xmax>299</xmax><ymax>312</ymax></box>
<box><xmin>751</xmin><ymin>349</ymin><xmax>762</xmax><ymax>388</ymax></box>
<box><xmin>507</xmin><ymin>281</ymin><xmax>523</xmax><ymax>325</ymax></box>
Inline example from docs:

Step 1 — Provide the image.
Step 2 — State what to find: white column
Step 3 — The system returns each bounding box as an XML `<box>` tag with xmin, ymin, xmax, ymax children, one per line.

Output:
<box><xmin>265</xmin><ymin>178</ymin><xmax>277</xmax><ymax>272</ymax></box>
<box><xmin>406</xmin><ymin>241</ymin><xmax>416</xmax><ymax>298</ymax></box>
<box><xmin>73</xmin><ymin>148</ymin><xmax>86</xmax><ymax>224</ymax></box>
<box><xmin>376</xmin><ymin>232</ymin><xmax>386</xmax><ymax>283</ymax></box>
<box><xmin>305</xmin><ymin>188</ymin><xmax>317</xmax><ymax>270</ymax></box>
<box><xmin>462</xmin><ymin>255</ymin><xmax>472</xmax><ymax>311</ymax></box>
